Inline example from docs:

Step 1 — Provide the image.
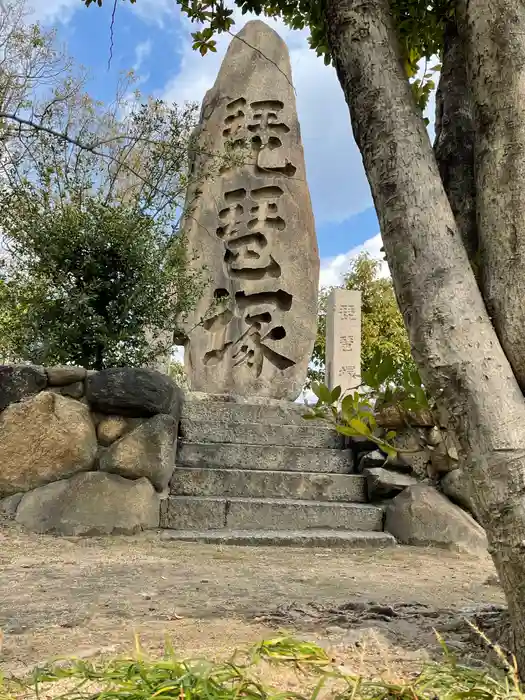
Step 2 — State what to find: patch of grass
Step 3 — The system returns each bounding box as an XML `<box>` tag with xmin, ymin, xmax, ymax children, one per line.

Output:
<box><xmin>0</xmin><ymin>636</ymin><xmax>523</xmax><ymax>700</ymax></box>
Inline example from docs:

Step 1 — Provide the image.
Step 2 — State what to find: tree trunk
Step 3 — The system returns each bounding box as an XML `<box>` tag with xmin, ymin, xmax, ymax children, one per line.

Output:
<box><xmin>462</xmin><ymin>0</ymin><xmax>525</xmax><ymax>392</ymax></box>
<box><xmin>324</xmin><ymin>0</ymin><xmax>525</xmax><ymax>672</ymax></box>
<box><xmin>433</xmin><ymin>17</ymin><xmax>478</xmax><ymax>270</ymax></box>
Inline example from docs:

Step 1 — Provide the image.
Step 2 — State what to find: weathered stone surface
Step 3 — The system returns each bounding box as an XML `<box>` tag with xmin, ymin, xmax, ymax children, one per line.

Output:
<box><xmin>425</xmin><ymin>426</ymin><xmax>443</xmax><ymax>447</ymax></box>
<box><xmin>161</xmin><ymin>496</ymin><xmax>384</xmax><ymax>531</ymax></box>
<box><xmin>171</xmin><ymin>467</ymin><xmax>367</xmax><ymax>502</ymax></box>
<box><xmin>180</xmin><ymin>418</ymin><xmax>344</xmax><ymax>448</ymax></box>
<box><xmin>356</xmin><ymin>450</ymin><xmax>386</xmax><ymax>473</ymax></box>
<box><xmin>0</xmin><ymin>492</ymin><xmax>22</xmax><ymax>518</ymax></box>
<box><xmin>0</xmin><ymin>365</ymin><xmax>47</xmax><ymax>411</ymax></box>
<box><xmin>181</xmin><ymin>20</ymin><xmax>319</xmax><ymax>400</ymax></box>
<box><xmin>46</xmin><ymin>366</ymin><xmax>87</xmax><ymax>386</ymax></box>
<box><xmin>100</xmin><ymin>415</ymin><xmax>177</xmax><ymax>491</ymax></box>
<box><xmin>363</xmin><ymin>467</ymin><xmax>418</xmax><ymax>501</ymax></box>
<box><xmin>441</xmin><ymin>468</ymin><xmax>475</xmax><ymax>515</ymax></box>
<box><xmin>375</xmin><ymin>405</ymin><xmax>434</xmax><ymax>428</ymax></box>
<box><xmin>391</xmin><ymin>430</ymin><xmax>429</xmax><ymax>476</ymax></box>
<box><xmin>49</xmin><ymin>382</ymin><xmax>85</xmax><ymax>400</ymax></box>
<box><xmin>15</xmin><ymin>471</ymin><xmax>160</xmax><ymax>535</ymax></box>
<box><xmin>385</xmin><ymin>484</ymin><xmax>487</xmax><ymax>552</ymax></box>
<box><xmin>0</xmin><ymin>392</ymin><xmax>97</xmax><ymax>497</ymax></box>
<box><xmin>97</xmin><ymin>415</ymin><xmax>129</xmax><ymax>446</ymax></box>
<box><xmin>161</xmin><ymin>529</ymin><xmax>396</xmax><ymax>549</ymax></box>
<box><xmin>178</xmin><ymin>442</ymin><xmax>354</xmax><ymax>473</ymax></box>
<box><xmin>86</xmin><ymin>368</ymin><xmax>183</xmax><ymax>418</ymax></box>
<box><xmin>182</xmin><ymin>392</ymin><xmax>308</xmax><ymax>425</ymax></box>
<box><xmin>428</xmin><ymin>438</ymin><xmax>460</xmax><ymax>476</ymax></box>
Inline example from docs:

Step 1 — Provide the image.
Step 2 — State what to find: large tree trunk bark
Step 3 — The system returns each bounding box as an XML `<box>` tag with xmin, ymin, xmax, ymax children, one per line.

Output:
<box><xmin>433</xmin><ymin>18</ymin><xmax>478</xmax><ymax>269</ymax></box>
<box><xmin>324</xmin><ymin>0</ymin><xmax>525</xmax><ymax>672</ymax></box>
<box><xmin>462</xmin><ymin>0</ymin><xmax>525</xmax><ymax>392</ymax></box>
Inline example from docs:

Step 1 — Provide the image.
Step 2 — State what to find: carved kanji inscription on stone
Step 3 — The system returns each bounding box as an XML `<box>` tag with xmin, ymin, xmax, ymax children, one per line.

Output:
<box><xmin>181</xmin><ymin>20</ymin><xmax>319</xmax><ymax>399</ymax></box>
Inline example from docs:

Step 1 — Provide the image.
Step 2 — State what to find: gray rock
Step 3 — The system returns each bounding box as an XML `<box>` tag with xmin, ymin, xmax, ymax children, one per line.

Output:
<box><xmin>363</xmin><ymin>467</ymin><xmax>418</xmax><ymax>501</ymax></box>
<box><xmin>15</xmin><ymin>471</ymin><xmax>160</xmax><ymax>535</ymax></box>
<box><xmin>59</xmin><ymin>381</ymin><xmax>85</xmax><ymax>399</ymax></box>
<box><xmin>0</xmin><ymin>492</ymin><xmax>23</xmax><ymax>518</ymax></box>
<box><xmin>0</xmin><ymin>392</ymin><xmax>97</xmax><ymax>497</ymax></box>
<box><xmin>357</xmin><ymin>450</ymin><xmax>385</xmax><ymax>473</ymax></box>
<box><xmin>86</xmin><ymin>368</ymin><xmax>183</xmax><ymax>418</ymax></box>
<box><xmin>385</xmin><ymin>484</ymin><xmax>487</xmax><ymax>553</ymax></box>
<box><xmin>0</xmin><ymin>365</ymin><xmax>47</xmax><ymax>411</ymax></box>
<box><xmin>49</xmin><ymin>382</ymin><xmax>85</xmax><ymax>400</ymax></box>
<box><xmin>99</xmin><ymin>414</ymin><xmax>177</xmax><ymax>491</ymax></box>
<box><xmin>425</xmin><ymin>426</ymin><xmax>443</xmax><ymax>447</ymax></box>
<box><xmin>46</xmin><ymin>366</ymin><xmax>87</xmax><ymax>386</ymax></box>
<box><xmin>428</xmin><ymin>434</ymin><xmax>460</xmax><ymax>475</ymax></box>
<box><xmin>441</xmin><ymin>468</ymin><xmax>475</xmax><ymax>515</ymax></box>
<box><xmin>180</xmin><ymin>20</ymin><xmax>319</xmax><ymax>400</ymax></box>
<box><xmin>391</xmin><ymin>430</ymin><xmax>429</xmax><ymax>476</ymax></box>
<box><xmin>97</xmin><ymin>415</ymin><xmax>129</xmax><ymax>446</ymax></box>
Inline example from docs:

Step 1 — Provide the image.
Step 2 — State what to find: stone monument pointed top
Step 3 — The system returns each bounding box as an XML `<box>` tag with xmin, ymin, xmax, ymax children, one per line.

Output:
<box><xmin>212</xmin><ymin>19</ymin><xmax>292</xmax><ymax>96</ymax></box>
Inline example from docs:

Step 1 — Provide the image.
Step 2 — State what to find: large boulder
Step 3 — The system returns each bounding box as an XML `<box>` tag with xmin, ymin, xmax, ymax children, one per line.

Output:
<box><xmin>86</xmin><ymin>368</ymin><xmax>183</xmax><ymax>418</ymax></box>
<box><xmin>385</xmin><ymin>484</ymin><xmax>487</xmax><ymax>553</ymax></box>
<box><xmin>0</xmin><ymin>392</ymin><xmax>97</xmax><ymax>497</ymax></box>
<box><xmin>0</xmin><ymin>365</ymin><xmax>47</xmax><ymax>411</ymax></box>
<box><xmin>363</xmin><ymin>467</ymin><xmax>418</xmax><ymax>501</ymax></box>
<box><xmin>15</xmin><ymin>471</ymin><xmax>160</xmax><ymax>535</ymax></box>
<box><xmin>0</xmin><ymin>492</ymin><xmax>22</xmax><ymax>518</ymax></box>
<box><xmin>441</xmin><ymin>468</ymin><xmax>476</xmax><ymax>515</ymax></box>
<box><xmin>99</xmin><ymin>415</ymin><xmax>177</xmax><ymax>491</ymax></box>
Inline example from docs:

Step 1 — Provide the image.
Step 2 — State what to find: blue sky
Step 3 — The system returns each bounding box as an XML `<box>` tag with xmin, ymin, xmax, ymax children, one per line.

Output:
<box><xmin>32</xmin><ymin>0</ymin><xmax>436</xmax><ymax>287</ymax></box>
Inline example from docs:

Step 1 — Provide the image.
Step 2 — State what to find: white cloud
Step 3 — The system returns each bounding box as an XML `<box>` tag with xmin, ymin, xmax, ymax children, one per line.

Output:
<box><xmin>133</xmin><ymin>39</ymin><xmax>152</xmax><ymax>73</ymax></box>
<box><xmin>159</xmin><ymin>10</ymin><xmax>373</xmax><ymax>224</ymax></box>
<box><xmin>128</xmin><ymin>0</ymin><xmax>179</xmax><ymax>28</ymax></box>
<box><xmin>26</xmin><ymin>0</ymin><xmax>80</xmax><ymax>24</ymax></box>
<box><xmin>319</xmin><ymin>233</ymin><xmax>389</xmax><ymax>288</ymax></box>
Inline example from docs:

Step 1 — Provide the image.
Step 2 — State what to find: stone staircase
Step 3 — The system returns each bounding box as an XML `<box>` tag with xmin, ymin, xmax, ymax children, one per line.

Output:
<box><xmin>160</xmin><ymin>397</ymin><xmax>396</xmax><ymax>548</ymax></box>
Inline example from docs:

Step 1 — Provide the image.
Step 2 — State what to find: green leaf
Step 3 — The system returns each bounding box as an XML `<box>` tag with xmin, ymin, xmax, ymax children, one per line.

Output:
<box><xmin>317</xmin><ymin>383</ymin><xmax>333</xmax><ymax>404</ymax></box>
<box><xmin>330</xmin><ymin>385</ymin><xmax>342</xmax><ymax>402</ymax></box>
<box><xmin>348</xmin><ymin>418</ymin><xmax>372</xmax><ymax>437</ymax></box>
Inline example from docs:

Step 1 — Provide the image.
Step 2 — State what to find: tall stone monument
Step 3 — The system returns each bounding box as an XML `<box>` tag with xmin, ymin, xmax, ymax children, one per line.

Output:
<box><xmin>181</xmin><ymin>20</ymin><xmax>319</xmax><ymax>401</ymax></box>
<box><xmin>325</xmin><ymin>289</ymin><xmax>361</xmax><ymax>395</ymax></box>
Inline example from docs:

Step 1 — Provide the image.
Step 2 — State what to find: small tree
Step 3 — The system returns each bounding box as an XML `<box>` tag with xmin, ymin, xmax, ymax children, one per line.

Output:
<box><xmin>309</xmin><ymin>253</ymin><xmax>415</xmax><ymax>386</ymax></box>
<box><xmin>0</xmin><ymin>195</ymin><xmax>203</xmax><ymax>369</ymax></box>
<box><xmin>0</xmin><ymin>70</ymin><xmax>213</xmax><ymax>369</ymax></box>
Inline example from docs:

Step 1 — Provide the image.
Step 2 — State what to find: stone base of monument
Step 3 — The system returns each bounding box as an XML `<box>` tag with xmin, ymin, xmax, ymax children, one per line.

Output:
<box><xmin>160</xmin><ymin>393</ymin><xmax>396</xmax><ymax>549</ymax></box>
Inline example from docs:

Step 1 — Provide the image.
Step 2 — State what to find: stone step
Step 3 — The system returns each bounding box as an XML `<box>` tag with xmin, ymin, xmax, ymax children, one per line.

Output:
<box><xmin>177</xmin><ymin>442</ymin><xmax>354</xmax><ymax>473</ymax></box>
<box><xmin>160</xmin><ymin>496</ymin><xmax>384</xmax><ymax>531</ymax></box>
<box><xmin>170</xmin><ymin>467</ymin><xmax>367</xmax><ymax>502</ymax></box>
<box><xmin>182</xmin><ymin>395</ymin><xmax>311</xmax><ymax>426</ymax></box>
<box><xmin>161</xmin><ymin>528</ymin><xmax>396</xmax><ymax>549</ymax></box>
<box><xmin>179</xmin><ymin>419</ymin><xmax>345</xmax><ymax>449</ymax></box>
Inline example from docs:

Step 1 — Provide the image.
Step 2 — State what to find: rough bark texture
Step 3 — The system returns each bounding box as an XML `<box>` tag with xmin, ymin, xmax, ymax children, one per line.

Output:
<box><xmin>433</xmin><ymin>18</ymin><xmax>478</xmax><ymax>267</ymax></box>
<box><xmin>324</xmin><ymin>0</ymin><xmax>525</xmax><ymax>672</ymax></box>
<box><xmin>462</xmin><ymin>0</ymin><xmax>525</xmax><ymax>392</ymax></box>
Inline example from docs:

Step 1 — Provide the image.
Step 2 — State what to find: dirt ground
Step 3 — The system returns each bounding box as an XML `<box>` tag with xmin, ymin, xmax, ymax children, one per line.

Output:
<box><xmin>0</xmin><ymin>522</ymin><xmax>508</xmax><ymax>681</ymax></box>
